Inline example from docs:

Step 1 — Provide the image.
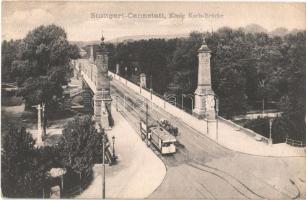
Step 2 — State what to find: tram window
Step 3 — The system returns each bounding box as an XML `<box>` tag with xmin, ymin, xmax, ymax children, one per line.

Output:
<box><xmin>162</xmin><ymin>142</ymin><xmax>173</xmax><ymax>147</ymax></box>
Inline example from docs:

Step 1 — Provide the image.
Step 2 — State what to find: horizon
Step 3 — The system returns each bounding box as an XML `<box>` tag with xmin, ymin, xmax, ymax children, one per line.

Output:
<box><xmin>2</xmin><ymin>2</ymin><xmax>306</xmax><ymax>42</ymax></box>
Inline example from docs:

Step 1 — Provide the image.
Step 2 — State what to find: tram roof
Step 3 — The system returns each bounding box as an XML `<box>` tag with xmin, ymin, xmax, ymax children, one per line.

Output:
<box><xmin>151</xmin><ymin>126</ymin><xmax>176</xmax><ymax>142</ymax></box>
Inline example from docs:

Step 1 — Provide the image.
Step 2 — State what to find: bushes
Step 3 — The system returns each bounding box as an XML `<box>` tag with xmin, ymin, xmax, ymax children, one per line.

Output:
<box><xmin>1</xmin><ymin>95</ymin><xmax>23</xmax><ymax>106</ymax></box>
<box><xmin>243</xmin><ymin>117</ymin><xmax>296</xmax><ymax>143</ymax></box>
<box><xmin>244</xmin><ymin>118</ymin><xmax>270</xmax><ymax>138</ymax></box>
<box><xmin>1</xmin><ymin>118</ymin><xmax>101</xmax><ymax>198</ymax></box>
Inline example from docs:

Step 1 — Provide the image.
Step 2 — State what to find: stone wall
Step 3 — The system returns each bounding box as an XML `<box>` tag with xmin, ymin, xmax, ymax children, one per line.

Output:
<box><xmin>109</xmin><ymin>71</ymin><xmax>211</xmax><ymax>137</ymax></box>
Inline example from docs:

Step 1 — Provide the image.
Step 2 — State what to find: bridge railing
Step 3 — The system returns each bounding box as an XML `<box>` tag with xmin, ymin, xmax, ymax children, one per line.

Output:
<box><xmin>109</xmin><ymin>71</ymin><xmax>280</xmax><ymax>146</ymax></box>
<box><xmin>110</xmin><ymin>72</ymin><xmax>193</xmax><ymax>113</ymax></box>
<box><xmin>285</xmin><ymin>138</ymin><xmax>306</xmax><ymax>147</ymax></box>
<box><xmin>77</xmin><ymin>63</ymin><xmax>281</xmax><ymax>146</ymax></box>
<box><xmin>109</xmin><ymin>71</ymin><xmax>210</xmax><ymax>136</ymax></box>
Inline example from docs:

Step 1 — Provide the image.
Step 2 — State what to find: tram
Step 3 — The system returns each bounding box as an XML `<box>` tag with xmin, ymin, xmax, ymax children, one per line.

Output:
<box><xmin>140</xmin><ymin>121</ymin><xmax>176</xmax><ymax>155</ymax></box>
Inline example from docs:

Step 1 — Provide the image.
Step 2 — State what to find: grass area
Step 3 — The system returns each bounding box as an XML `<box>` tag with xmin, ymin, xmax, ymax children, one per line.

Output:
<box><xmin>1</xmin><ymin>104</ymin><xmax>37</xmax><ymax>145</ymax></box>
<box><xmin>1</xmin><ymin>96</ymin><xmax>23</xmax><ymax>106</ymax></box>
<box><xmin>234</xmin><ymin>118</ymin><xmax>269</xmax><ymax>137</ymax></box>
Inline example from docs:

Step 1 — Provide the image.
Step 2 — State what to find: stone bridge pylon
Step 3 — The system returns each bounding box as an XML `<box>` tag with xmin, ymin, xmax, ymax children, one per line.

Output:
<box><xmin>79</xmin><ymin>35</ymin><xmax>113</xmax><ymax>130</ymax></box>
<box><xmin>193</xmin><ymin>37</ymin><xmax>216</xmax><ymax>120</ymax></box>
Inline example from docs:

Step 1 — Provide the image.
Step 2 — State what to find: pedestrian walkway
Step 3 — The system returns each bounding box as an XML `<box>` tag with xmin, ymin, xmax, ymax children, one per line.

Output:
<box><xmin>76</xmin><ymin>106</ymin><xmax>166</xmax><ymax>199</ymax></box>
<box><xmin>216</xmin><ymin>121</ymin><xmax>305</xmax><ymax>157</ymax></box>
<box><xmin>110</xmin><ymin>76</ymin><xmax>305</xmax><ymax>157</ymax></box>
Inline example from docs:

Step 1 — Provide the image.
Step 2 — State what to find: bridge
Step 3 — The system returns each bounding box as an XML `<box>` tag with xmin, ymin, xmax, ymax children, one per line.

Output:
<box><xmin>70</xmin><ymin>36</ymin><xmax>306</xmax><ymax>199</ymax></box>
<box><xmin>72</xmin><ymin>37</ymin><xmax>273</xmax><ymax>149</ymax></box>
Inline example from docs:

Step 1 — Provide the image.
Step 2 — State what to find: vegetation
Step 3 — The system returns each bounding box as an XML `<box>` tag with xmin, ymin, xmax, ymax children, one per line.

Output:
<box><xmin>1</xmin><ymin>126</ymin><xmax>52</xmax><ymax>198</ymax></box>
<box><xmin>58</xmin><ymin>115</ymin><xmax>103</xmax><ymax>179</ymax></box>
<box><xmin>1</xmin><ymin>115</ymin><xmax>103</xmax><ymax>198</ymax></box>
<box><xmin>105</xmin><ymin>28</ymin><xmax>305</xmax><ymax>141</ymax></box>
<box><xmin>1</xmin><ymin>24</ymin><xmax>80</xmax><ymax>130</ymax></box>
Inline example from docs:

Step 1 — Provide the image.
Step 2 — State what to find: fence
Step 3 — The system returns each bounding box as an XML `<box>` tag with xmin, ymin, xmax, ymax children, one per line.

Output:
<box><xmin>285</xmin><ymin>138</ymin><xmax>306</xmax><ymax>147</ymax></box>
<box><xmin>109</xmin><ymin>71</ymin><xmax>208</xmax><ymax>136</ymax></box>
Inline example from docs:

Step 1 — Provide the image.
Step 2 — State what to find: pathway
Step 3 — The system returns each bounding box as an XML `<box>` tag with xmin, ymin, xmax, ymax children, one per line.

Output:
<box><xmin>76</xmin><ymin>105</ymin><xmax>166</xmax><ymax>199</ymax></box>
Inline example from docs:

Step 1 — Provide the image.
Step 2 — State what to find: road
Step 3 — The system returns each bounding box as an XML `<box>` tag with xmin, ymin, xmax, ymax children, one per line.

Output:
<box><xmin>110</xmin><ymin>78</ymin><xmax>306</xmax><ymax>199</ymax></box>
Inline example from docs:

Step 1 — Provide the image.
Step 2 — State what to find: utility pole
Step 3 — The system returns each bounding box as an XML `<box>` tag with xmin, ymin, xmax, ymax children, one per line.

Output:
<box><xmin>102</xmin><ymin>134</ymin><xmax>106</xmax><ymax>199</ymax></box>
<box><xmin>215</xmin><ymin>97</ymin><xmax>219</xmax><ymax>142</ymax></box>
<box><xmin>181</xmin><ymin>94</ymin><xmax>184</xmax><ymax>109</ymax></box>
<box><xmin>116</xmin><ymin>96</ymin><xmax>118</xmax><ymax>111</ymax></box>
<box><xmin>146</xmin><ymin>101</ymin><xmax>149</xmax><ymax>146</ymax></box>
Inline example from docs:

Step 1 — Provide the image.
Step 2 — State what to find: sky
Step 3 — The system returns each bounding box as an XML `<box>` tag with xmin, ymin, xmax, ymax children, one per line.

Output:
<box><xmin>2</xmin><ymin>2</ymin><xmax>306</xmax><ymax>41</ymax></box>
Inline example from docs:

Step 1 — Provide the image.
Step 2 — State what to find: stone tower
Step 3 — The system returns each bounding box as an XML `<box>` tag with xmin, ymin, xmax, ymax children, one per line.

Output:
<box><xmin>193</xmin><ymin>38</ymin><xmax>216</xmax><ymax>120</ymax></box>
<box><xmin>94</xmin><ymin>35</ymin><xmax>112</xmax><ymax>129</ymax></box>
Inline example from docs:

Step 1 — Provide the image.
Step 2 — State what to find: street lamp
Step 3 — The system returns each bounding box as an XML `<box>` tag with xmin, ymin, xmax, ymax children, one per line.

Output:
<box><xmin>215</xmin><ymin>96</ymin><xmax>219</xmax><ymax>142</ymax></box>
<box><xmin>102</xmin><ymin>133</ymin><xmax>106</xmax><ymax>199</ymax></box>
<box><xmin>112</xmin><ymin>136</ymin><xmax>116</xmax><ymax>160</ymax></box>
<box><xmin>181</xmin><ymin>95</ymin><xmax>184</xmax><ymax>109</ymax></box>
<box><xmin>149</xmin><ymin>75</ymin><xmax>153</xmax><ymax>100</ymax></box>
<box><xmin>115</xmin><ymin>96</ymin><xmax>118</xmax><ymax>111</ymax></box>
<box><xmin>95</xmin><ymin>124</ymin><xmax>106</xmax><ymax>199</ymax></box>
<box><xmin>125</xmin><ymin>66</ymin><xmax>128</xmax><ymax>84</ymax></box>
<box><xmin>135</xmin><ymin>67</ymin><xmax>138</xmax><ymax>76</ymax></box>
<box><xmin>131</xmin><ymin>67</ymin><xmax>134</xmax><ymax>77</ymax></box>
<box><xmin>150</xmin><ymin>75</ymin><xmax>153</xmax><ymax>89</ymax></box>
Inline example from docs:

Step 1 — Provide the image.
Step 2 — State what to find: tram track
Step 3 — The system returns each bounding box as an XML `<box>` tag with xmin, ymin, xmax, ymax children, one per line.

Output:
<box><xmin>110</xmin><ymin>79</ymin><xmax>299</xmax><ymax>200</ymax></box>
<box><xmin>110</xmin><ymin>84</ymin><xmax>269</xmax><ymax>199</ymax></box>
<box><xmin>110</xmin><ymin>82</ymin><xmax>230</xmax><ymax>159</ymax></box>
<box><xmin>112</xmin><ymin>92</ymin><xmax>266</xmax><ymax>199</ymax></box>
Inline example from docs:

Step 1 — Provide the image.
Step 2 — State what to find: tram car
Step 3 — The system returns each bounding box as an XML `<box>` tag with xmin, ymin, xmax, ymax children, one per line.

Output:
<box><xmin>140</xmin><ymin>121</ymin><xmax>176</xmax><ymax>155</ymax></box>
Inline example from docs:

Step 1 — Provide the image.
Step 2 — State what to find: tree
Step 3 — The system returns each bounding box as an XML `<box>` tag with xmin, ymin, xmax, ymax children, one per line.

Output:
<box><xmin>210</xmin><ymin>28</ymin><xmax>250</xmax><ymax>117</ymax></box>
<box><xmin>1</xmin><ymin>39</ymin><xmax>21</xmax><ymax>82</ymax></box>
<box><xmin>167</xmin><ymin>32</ymin><xmax>202</xmax><ymax>95</ymax></box>
<box><xmin>12</xmin><ymin>24</ymin><xmax>79</xmax><ymax>129</ymax></box>
<box><xmin>14</xmin><ymin>24</ymin><xmax>79</xmax><ymax>95</ymax></box>
<box><xmin>276</xmin><ymin>32</ymin><xmax>306</xmax><ymax>140</ymax></box>
<box><xmin>58</xmin><ymin>115</ymin><xmax>102</xmax><ymax>177</ymax></box>
<box><xmin>1</xmin><ymin>126</ymin><xmax>49</xmax><ymax>198</ymax></box>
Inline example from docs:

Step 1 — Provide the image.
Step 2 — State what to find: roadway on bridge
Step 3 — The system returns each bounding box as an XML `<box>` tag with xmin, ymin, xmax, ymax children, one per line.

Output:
<box><xmin>110</xmin><ymin>77</ymin><xmax>306</xmax><ymax>199</ymax></box>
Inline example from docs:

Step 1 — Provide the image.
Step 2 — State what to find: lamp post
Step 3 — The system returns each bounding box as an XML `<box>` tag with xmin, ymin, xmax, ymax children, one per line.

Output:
<box><xmin>96</xmin><ymin>124</ymin><xmax>106</xmax><ymax>199</ymax></box>
<box><xmin>150</xmin><ymin>76</ymin><xmax>153</xmax><ymax>100</ymax></box>
<box><xmin>116</xmin><ymin>96</ymin><xmax>118</xmax><ymax>111</ymax></box>
<box><xmin>215</xmin><ymin>96</ymin><xmax>219</xmax><ymax>142</ymax></box>
<box><xmin>102</xmin><ymin>134</ymin><xmax>106</xmax><ymax>199</ymax></box>
<box><xmin>125</xmin><ymin>66</ymin><xmax>128</xmax><ymax>85</ymax></box>
<box><xmin>131</xmin><ymin>66</ymin><xmax>134</xmax><ymax>78</ymax></box>
<box><xmin>181</xmin><ymin>94</ymin><xmax>184</xmax><ymax>109</ymax></box>
<box><xmin>112</xmin><ymin>136</ymin><xmax>116</xmax><ymax>159</ymax></box>
<box><xmin>134</xmin><ymin>67</ymin><xmax>138</xmax><ymax>78</ymax></box>
<box><xmin>150</xmin><ymin>75</ymin><xmax>153</xmax><ymax>89</ymax></box>
<box><xmin>145</xmin><ymin>101</ymin><xmax>149</xmax><ymax>147</ymax></box>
